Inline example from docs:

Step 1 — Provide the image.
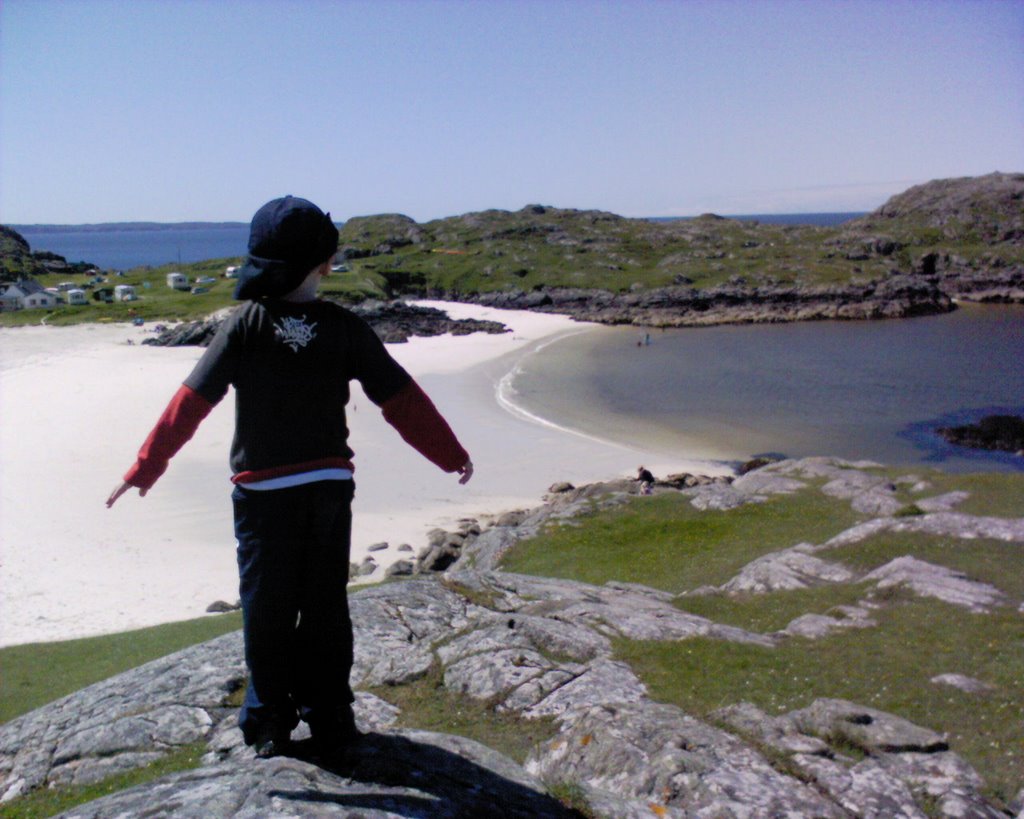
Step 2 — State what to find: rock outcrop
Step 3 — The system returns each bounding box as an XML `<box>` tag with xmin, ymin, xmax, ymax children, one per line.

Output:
<box><xmin>142</xmin><ymin>300</ymin><xmax>509</xmax><ymax>347</ymax></box>
<box><xmin>2</xmin><ymin>457</ymin><xmax>1020</xmax><ymax>817</ymax></box>
<box><xmin>450</xmin><ymin>274</ymin><xmax>956</xmax><ymax>328</ymax></box>
<box><xmin>938</xmin><ymin>414</ymin><xmax>1024</xmax><ymax>455</ymax></box>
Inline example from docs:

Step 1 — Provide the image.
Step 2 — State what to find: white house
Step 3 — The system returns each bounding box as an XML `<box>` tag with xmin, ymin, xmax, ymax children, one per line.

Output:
<box><xmin>67</xmin><ymin>289</ymin><xmax>88</xmax><ymax>306</ymax></box>
<box><xmin>114</xmin><ymin>284</ymin><xmax>137</xmax><ymax>302</ymax></box>
<box><xmin>0</xmin><ymin>285</ymin><xmax>23</xmax><ymax>312</ymax></box>
<box><xmin>224</xmin><ymin>266</ymin><xmax>239</xmax><ymax>278</ymax></box>
<box><xmin>167</xmin><ymin>272</ymin><xmax>189</xmax><ymax>290</ymax></box>
<box><xmin>0</xmin><ymin>280</ymin><xmax>60</xmax><ymax>310</ymax></box>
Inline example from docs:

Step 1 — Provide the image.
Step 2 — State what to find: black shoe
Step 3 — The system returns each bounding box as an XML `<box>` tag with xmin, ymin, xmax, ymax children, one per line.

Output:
<box><xmin>310</xmin><ymin>717</ymin><xmax>364</xmax><ymax>764</ymax></box>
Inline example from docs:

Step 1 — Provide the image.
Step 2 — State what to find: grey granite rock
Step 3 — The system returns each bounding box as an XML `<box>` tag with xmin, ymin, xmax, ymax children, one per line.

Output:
<box><xmin>685</xmin><ymin>482</ymin><xmax>766</xmax><ymax>510</ymax></box>
<box><xmin>526</xmin><ymin>700</ymin><xmax>847</xmax><ymax>817</ymax></box>
<box><xmin>456</xmin><ymin>525</ymin><xmax>521</xmax><ymax>571</ymax></box>
<box><xmin>825</xmin><ymin>512</ymin><xmax>1024</xmax><ymax>548</ymax></box>
<box><xmin>384</xmin><ymin>559</ymin><xmax>414</xmax><ymax>577</ymax></box>
<box><xmin>916</xmin><ymin>491</ymin><xmax>971</xmax><ymax>512</ymax></box>
<box><xmin>730</xmin><ymin>471</ymin><xmax>807</xmax><ymax>495</ymax></box>
<box><xmin>713</xmin><ymin>700</ymin><xmax>1002</xmax><ymax>819</ymax></box>
<box><xmin>484</xmin><ymin>571</ymin><xmax>774</xmax><ymax>646</ymax></box>
<box><xmin>788</xmin><ymin>699</ymin><xmax>949</xmax><ymax>754</ymax></box>
<box><xmin>57</xmin><ymin>729</ymin><xmax>577</xmax><ymax>818</ymax></box>
<box><xmin>781</xmin><ymin>604</ymin><xmax>877</xmax><ymax>639</ymax></box>
<box><xmin>790</xmin><ymin>753</ymin><xmax>927</xmax><ymax>818</ymax></box>
<box><xmin>864</xmin><ymin>556</ymin><xmax>1006</xmax><ymax>612</ymax></box>
<box><xmin>930</xmin><ymin>673</ymin><xmax>996</xmax><ymax>694</ymax></box>
<box><xmin>821</xmin><ymin>470</ymin><xmax>902</xmax><ymax>515</ymax></box>
<box><xmin>718</xmin><ymin>546</ymin><xmax>855</xmax><ymax>594</ymax></box>
<box><xmin>1</xmin><ymin>630</ymin><xmax>246</xmax><ymax>804</ymax></box>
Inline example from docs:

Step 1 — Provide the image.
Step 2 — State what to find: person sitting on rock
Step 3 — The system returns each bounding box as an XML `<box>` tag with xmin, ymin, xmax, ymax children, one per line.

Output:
<box><xmin>107</xmin><ymin>196</ymin><xmax>473</xmax><ymax>761</ymax></box>
<box><xmin>636</xmin><ymin>465</ymin><xmax>655</xmax><ymax>494</ymax></box>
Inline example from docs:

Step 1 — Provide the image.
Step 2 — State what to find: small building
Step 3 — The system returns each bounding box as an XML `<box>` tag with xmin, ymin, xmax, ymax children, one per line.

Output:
<box><xmin>0</xmin><ymin>285</ymin><xmax>23</xmax><ymax>312</ymax></box>
<box><xmin>114</xmin><ymin>284</ymin><xmax>137</xmax><ymax>302</ymax></box>
<box><xmin>0</xmin><ymin>280</ymin><xmax>60</xmax><ymax>310</ymax></box>
<box><xmin>224</xmin><ymin>266</ymin><xmax>239</xmax><ymax>278</ymax></box>
<box><xmin>67</xmin><ymin>289</ymin><xmax>88</xmax><ymax>306</ymax></box>
<box><xmin>167</xmin><ymin>272</ymin><xmax>189</xmax><ymax>290</ymax></box>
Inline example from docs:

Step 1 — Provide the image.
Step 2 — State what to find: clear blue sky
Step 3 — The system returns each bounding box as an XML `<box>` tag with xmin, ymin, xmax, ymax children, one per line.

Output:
<box><xmin>2</xmin><ymin>0</ymin><xmax>1022</xmax><ymax>224</ymax></box>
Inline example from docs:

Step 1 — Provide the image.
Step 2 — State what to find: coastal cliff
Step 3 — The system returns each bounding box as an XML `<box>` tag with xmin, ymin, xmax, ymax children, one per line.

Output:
<box><xmin>3</xmin><ymin>458</ymin><xmax>1022</xmax><ymax>817</ymax></box>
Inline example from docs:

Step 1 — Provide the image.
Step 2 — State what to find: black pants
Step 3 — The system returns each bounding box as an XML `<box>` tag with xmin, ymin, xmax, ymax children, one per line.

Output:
<box><xmin>232</xmin><ymin>480</ymin><xmax>356</xmax><ymax>744</ymax></box>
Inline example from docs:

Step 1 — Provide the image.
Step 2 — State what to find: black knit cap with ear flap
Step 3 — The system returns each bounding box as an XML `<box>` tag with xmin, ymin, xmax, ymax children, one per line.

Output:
<box><xmin>234</xmin><ymin>196</ymin><xmax>340</xmax><ymax>300</ymax></box>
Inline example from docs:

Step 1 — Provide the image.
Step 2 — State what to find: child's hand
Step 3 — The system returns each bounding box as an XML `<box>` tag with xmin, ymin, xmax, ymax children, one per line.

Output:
<box><xmin>106</xmin><ymin>481</ymin><xmax>147</xmax><ymax>508</ymax></box>
<box><xmin>457</xmin><ymin>459</ymin><xmax>474</xmax><ymax>485</ymax></box>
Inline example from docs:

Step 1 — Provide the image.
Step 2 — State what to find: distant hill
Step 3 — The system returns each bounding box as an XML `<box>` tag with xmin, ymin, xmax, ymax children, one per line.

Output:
<box><xmin>845</xmin><ymin>172</ymin><xmax>1024</xmax><ymax>244</ymax></box>
<box><xmin>0</xmin><ymin>225</ymin><xmax>100</xmax><ymax>282</ymax></box>
<box><xmin>336</xmin><ymin>173</ymin><xmax>1023</xmax><ymax>302</ymax></box>
<box><xmin>3</xmin><ymin>174</ymin><xmax>1021</xmax><ymax>321</ymax></box>
<box><xmin>0</xmin><ymin>225</ymin><xmax>41</xmax><ymax>281</ymax></box>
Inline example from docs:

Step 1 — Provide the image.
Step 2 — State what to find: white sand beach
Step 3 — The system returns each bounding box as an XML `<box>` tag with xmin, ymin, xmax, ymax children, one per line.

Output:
<box><xmin>0</xmin><ymin>303</ymin><xmax>729</xmax><ymax>647</ymax></box>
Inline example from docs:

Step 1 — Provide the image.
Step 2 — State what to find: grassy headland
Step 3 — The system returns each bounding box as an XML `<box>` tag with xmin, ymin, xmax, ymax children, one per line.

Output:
<box><xmin>2</xmin><ymin>172</ymin><xmax>1021</xmax><ymax>328</ymax></box>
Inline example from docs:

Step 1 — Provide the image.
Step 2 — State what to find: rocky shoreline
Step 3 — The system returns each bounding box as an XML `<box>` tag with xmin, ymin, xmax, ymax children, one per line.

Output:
<box><xmin>430</xmin><ymin>262</ymin><xmax>1023</xmax><ymax>329</ymax></box>
<box><xmin>938</xmin><ymin>414</ymin><xmax>1024</xmax><ymax>456</ymax></box>
<box><xmin>142</xmin><ymin>299</ymin><xmax>509</xmax><ymax>347</ymax></box>
<box><xmin>3</xmin><ymin>457</ymin><xmax>1022</xmax><ymax>817</ymax></box>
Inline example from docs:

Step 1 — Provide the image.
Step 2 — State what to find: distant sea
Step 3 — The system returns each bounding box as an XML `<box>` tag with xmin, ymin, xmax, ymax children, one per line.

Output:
<box><xmin>11</xmin><ymin>223</ymin><xmax>250</xmax><ymax>270</ymax></box>
<box><xmin>12</xmin><ymin>212</ymin><xmax>866</xmax><ymax>270</ymax></box>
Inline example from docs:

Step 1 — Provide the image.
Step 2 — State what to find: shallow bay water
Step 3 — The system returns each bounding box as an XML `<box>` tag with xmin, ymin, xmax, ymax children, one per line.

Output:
<box><xmin>507</xmin><ymin>303</ymin><xmax>1024</xmax><ymax>472</ymax></box>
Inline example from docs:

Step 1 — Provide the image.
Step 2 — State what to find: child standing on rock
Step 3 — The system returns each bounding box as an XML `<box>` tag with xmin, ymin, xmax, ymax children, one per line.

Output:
<box><xmin>107</xmin><ymin>196</ymin><xmax>473</xmax><ymax>760</ymax></box>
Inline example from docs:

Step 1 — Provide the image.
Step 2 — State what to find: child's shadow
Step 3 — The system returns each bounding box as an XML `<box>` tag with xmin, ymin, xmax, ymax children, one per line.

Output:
<box><xmin>270</xmin><ymin>731</ymin><xmax>581</xmax><ymax>818</ymax></box>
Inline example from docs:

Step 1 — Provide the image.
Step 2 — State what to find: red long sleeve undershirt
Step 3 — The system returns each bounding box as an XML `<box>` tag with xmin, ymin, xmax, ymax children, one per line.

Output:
<box><xmin>124</xmin><ymin>380</ymin><xmax>468</xmax><ymax>491</ymax></box>
<box><xmin>124</xmin><ymin>385</ymin><xmax>214</xmax><ymax>490</ymax></box>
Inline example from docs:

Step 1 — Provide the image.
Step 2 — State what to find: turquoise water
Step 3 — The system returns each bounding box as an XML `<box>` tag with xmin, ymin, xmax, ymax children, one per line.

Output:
<box><xmin>508</xmin><ymin>304</ymin><xmax>1024</xmax><ymax>472</ymax></box>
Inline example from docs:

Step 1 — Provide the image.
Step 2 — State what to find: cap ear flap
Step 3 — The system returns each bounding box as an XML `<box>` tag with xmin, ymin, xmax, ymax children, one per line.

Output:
<box><xmin>319</xmin><ymin>212</ymin><xmax>340</xmax><ymax>261</ymax></box>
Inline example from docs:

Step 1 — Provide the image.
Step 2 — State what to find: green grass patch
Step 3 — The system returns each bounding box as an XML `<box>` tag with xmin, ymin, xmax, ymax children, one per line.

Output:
<box><xmin>676</xmin><ymin>583</ymin><xmax>874</xmax><ymax>633</ymax></box>
<box><xmin>366</xmin><ymin>664</ymin><xmax>559</xmax><ymax>765</ymax></box>
<box><xmin>0</xmin><ymin>741</ymin><xmax>207</xmax><ymax>819</ymax></box>
<box><xmin>0</xmin><ymin>260</ymin><xmax>381</xmax><ymax>327</ymax></box>
<box><xmin>615</xmin><ymin>596</ymin><xmax>1024</xmax><ymax>803</ymax></box>
<box><xmin>0</xmin><ymin>612</ymin><xmax>242</xmax><ymax>725</ymax></box>
<box><xmin>922</xmin><ymin>472</ymin><xmax>1024</xmax><ymax>519</ymax></box>
<box><xmin>867</xmin><ymin>467</ymin><xmax>1024</xmax><ymax>519</ymax></box>
<box><xmin>499</xmin><ymin>489</ymin><xmax>863</xmax><ymax>593</ymax></box>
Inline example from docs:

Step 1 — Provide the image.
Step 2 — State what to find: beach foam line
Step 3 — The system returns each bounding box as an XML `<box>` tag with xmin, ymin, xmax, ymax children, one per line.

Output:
<box><xmin>495</xmin><ymin>329</ymin><xmax>641</xmax><ymax>451</ymax></box>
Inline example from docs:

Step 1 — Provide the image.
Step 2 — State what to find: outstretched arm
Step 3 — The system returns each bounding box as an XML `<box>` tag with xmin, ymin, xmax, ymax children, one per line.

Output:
<box><xmin>106</xmin><ymin>384</ymin><xmax>215</xmax><ymax>507</ymax></box>
<box><xmin>379</xmin><ymin>380</ymin><xmax>472</xmax><ymax>479</ymax></box>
